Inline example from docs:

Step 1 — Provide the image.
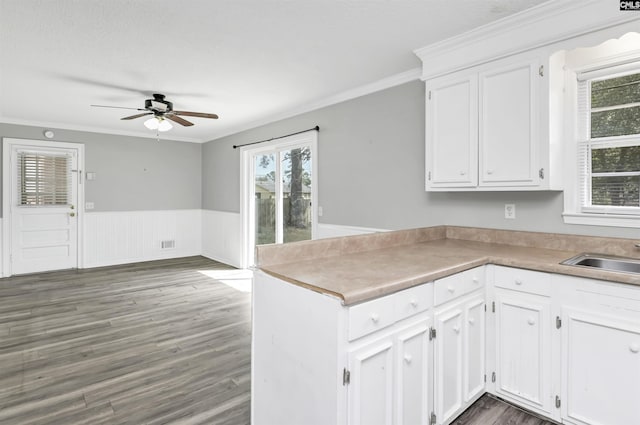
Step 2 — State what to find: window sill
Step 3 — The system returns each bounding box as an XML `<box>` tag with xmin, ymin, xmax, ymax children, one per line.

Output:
<box><xmin>563</xmin><ymin>212</ymin><xmax>640</xmax><ymax>228</ymax></box>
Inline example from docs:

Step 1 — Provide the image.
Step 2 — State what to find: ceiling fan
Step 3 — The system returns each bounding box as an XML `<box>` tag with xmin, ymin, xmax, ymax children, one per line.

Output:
<box><xmin>91</xmin><ymin>93</ymin><xmax>218</xmax><ymax>132</ymax></box>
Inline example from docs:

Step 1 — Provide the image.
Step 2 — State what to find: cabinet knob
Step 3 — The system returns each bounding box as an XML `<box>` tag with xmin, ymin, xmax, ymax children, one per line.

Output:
<box><xmin>447</xmin><ymin>286</ymin><xmax>455</xmax><ymax>293</ymax></box>
<box><xmin>630</xmin><ymin>343</ymin><xmax>639</xmax><ymax>353</ymax></box>
<box><xmin>527</xmin><ymin>317</ymin><xmax>536</xmax><ymax>326</ymax></box>
<box><xmin>453</xmin><ymin>325</ymin><xmax>460</xmax><ymax>334</ymax></box>
<box><xmin>468</xmin><ymin>318</ymin><xmax>475</xmax><ymax>325</ymax></box>
<box><xmin>460</xmin><ymin>171</ymin><xmax>466</xmax><ymax>176</ymax></box>
<box><xmin>487</xmin><ymin>170</ymin><xmax>494</xmax><ymax>175</ymax></box>
<box><xmin>472</xmin><ymin>277</ymin><xmax>479</xmax><ymax>284</ymax></box>
<box><xmin>410</xmin><ymin>299</ymin><xmax>418</xmax><ymax>308</ymax></box>
<box><xmin>515</xmin><ymin>279</ymin><xmax>523</xmax><ymax>285</ymax></box>
<box><xmin>404</xmin><ymin>354</ymin><xmax>413</xmax><ymax>364</ymax></box>
<box><xmin>370</xmin><ymin>313</ymin><xmax>380</xmax><ymax>324</ymax></box>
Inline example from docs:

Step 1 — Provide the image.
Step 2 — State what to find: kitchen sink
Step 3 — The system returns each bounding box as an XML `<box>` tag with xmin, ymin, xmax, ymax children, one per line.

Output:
<box><xmin>562</xmin><ymin>253</ymin><xmax>640</xmax><ymax>275</ymax></box>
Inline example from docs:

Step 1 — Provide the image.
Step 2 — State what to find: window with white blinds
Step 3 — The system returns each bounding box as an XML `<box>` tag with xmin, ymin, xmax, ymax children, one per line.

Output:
<box><xmin>577</xmin><ymin>65</ymin><xmax>640</xmax><ymax>216</ymax></box>
<box><xmin>17</xmin><ymin>151</ymin><xmax>71</xmax><ymax>206</ymax></box>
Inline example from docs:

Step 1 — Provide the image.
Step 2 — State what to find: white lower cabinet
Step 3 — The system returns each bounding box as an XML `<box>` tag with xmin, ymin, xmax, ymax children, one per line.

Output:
<box><xmin>348</xmin><ymin>318</ymin><xmax>433</xmax><ymax>425</ymax></box>
<box><xmin>434</xmin><ymin>293</ymin><xmax>485</xmax><ymax>425</ymax></box>
<box><xmin>348</xmin><ymin>335</ymin><xmax>395</xmax><ymax>425</ymax></box>
<box><xmin>396</xmin><ymin>321</ymin><xmax>432</xmax><ymax>425</ymax></box>
<box><xmin>493</xmin><ymin>288</ymin><xmax>553</xmax><ymax>416</ymax></box>
<box><xmin>490</xmin><ymin>266</ymin><xmax>555</xmax><ymax>420</ymax></box>
<box><xmin>434</xmin><ymin>304</ymin><xmax>464</xmax><ymax>423</ymax></box>
<box><xmin>556</xmin><ymin>275</ymin><xmax>640</xmax><ymax>425</ymax></box>
<box><xmin>253</xmin><ymin>266</ymin><xmax>640</xmax><ymax>425</ymax></box>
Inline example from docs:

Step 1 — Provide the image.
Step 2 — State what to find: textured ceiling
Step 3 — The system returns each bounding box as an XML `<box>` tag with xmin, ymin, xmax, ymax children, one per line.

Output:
<box><xmin>0</xmin><ymin>0</ymin><xmax>548</xmax><ymax>143</ymax></box>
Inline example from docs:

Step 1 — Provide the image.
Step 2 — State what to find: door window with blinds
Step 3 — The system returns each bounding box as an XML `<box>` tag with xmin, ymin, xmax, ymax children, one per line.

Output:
<box><xmin>578</xmin><ymin>64</ymin><xmax>640</xmax><ymax>215</ymax></box>
<box><xmin>17</xmin><ymin>151</ymin><xmax>72</xmax><ymax>206</ymax></box>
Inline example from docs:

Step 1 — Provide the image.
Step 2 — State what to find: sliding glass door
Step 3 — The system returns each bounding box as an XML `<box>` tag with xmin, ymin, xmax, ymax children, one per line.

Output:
<box><xmin>242</xmin><ymin>130</ymin><xmax>317</xmax><ymax>267</ymax></box>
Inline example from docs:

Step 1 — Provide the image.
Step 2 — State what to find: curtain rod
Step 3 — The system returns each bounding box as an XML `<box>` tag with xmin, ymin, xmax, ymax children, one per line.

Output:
<box><xmin>232</xmin><ymin>126</ymin><xmax>319</xmax><ymax>149</ymax></box>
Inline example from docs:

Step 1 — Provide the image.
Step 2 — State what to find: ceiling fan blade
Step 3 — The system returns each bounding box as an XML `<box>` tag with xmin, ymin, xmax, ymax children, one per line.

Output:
<box><xmin>165</xmin><ymin>114</ymin><xmax>194</xmax><ymax>127</ymax></box>
<box><xmin>121</xmin><ymin>112</ymin><xmax>153</xmax><ymax>120</ymax></box>
<box><xmin>173</xmin><ymin>110</ymin><xmax>219</xmax><ymax>119</ymax></box>
<box><xmin>91</xmin><ymin>104</ymin><xmax>147</xmax><ymax>111</ymax></box>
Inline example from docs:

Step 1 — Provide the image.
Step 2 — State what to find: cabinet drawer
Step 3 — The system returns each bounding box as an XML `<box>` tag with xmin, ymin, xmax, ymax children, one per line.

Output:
<box><xmin>394</xmin><ymin>283</ymin><xmax>433</xmax><ymax>322</ymax></box>
<box><xmin>348</xmin><ymin>295</ymin><xmax>396</xmax><ymax>341</ymax></box>
<box><xmin>434</xmin><ymin>266</ymin><xmax>484</xmax><ymax>305</ymax></box>
<box><xmin>494</xmin><ymin>266</ymin><xmax>551</xmax><ymax>296</ymax></box>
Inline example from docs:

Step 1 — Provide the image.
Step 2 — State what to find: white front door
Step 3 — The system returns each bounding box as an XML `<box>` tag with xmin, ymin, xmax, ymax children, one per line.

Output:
<box><xmin>5</xmin><ymin>141</ymin><xmax>81</xmax><ymax>275</ymax></box>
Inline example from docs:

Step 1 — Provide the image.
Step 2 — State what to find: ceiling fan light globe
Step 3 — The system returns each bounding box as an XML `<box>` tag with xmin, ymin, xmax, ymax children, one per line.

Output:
<box><xmin>158</xmin><ymin>119</ymin><xmax>173</xmax><ymax>132</ymax></box>
<box><xmin>144</xmin><ymin>117</ymin><xmax>159</xmax><ymax>130</ymax></box>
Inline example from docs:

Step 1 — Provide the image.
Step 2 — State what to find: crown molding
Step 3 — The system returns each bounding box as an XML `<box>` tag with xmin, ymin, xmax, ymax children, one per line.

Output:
<box><xmin>414</xmin><ymin>0</ymin><xmax>640</xmax><ymax>79</ymax></box>
<box><xmin>0</xmin><ymin>116</ymin><xmax>203</xmax><ymax>143</ymax></box>
<box><xmin>207</xmin><ymin>67</ymin><xmax>422</xmax><ymax>142</ymax></box>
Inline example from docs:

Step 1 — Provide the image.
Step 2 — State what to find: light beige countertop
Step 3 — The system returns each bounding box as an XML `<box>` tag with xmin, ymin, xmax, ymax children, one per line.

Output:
<box><xmin>256</xmin><ymin>226</ymin><xmax>640</xmax><ymax>305</ymax></box>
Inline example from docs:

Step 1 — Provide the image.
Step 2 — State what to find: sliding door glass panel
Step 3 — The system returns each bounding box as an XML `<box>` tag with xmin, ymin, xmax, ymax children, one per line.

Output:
<box><xmin>282</xmin><ymin>147</ymin><xmax>312</xmax><ymax>243</ymax></box>
<box><xmin>254</xmin><ymin>153</ymin><xmax>276</xmax><ymax>245</ymax></box>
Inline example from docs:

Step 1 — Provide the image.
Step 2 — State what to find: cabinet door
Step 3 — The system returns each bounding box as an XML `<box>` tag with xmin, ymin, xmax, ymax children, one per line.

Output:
<box><xmin>434</xmin><ymin>305</ymin><xmax>464</xmax><ymax>423</ymax></box>
<box><xmin>562</xmin><ymin>309</ymin><xmax>640</xmax><ymax>425</ymax></box>
<box><xmin>348</xmin><ymin>336</ymin><xmax>394</xmax><ymax>425</ymax></box>
<box><xmin>479</xmin><ymin>58</ymin><xmax>540</xmax><ymax>187</ymax></box>
<box><xmin>494</xmin><ymin>290</ymin><xmax>552</xmax><ymax>416</ymax></box>
<box><xmin>396</xmin><ymin>321</ymin><xmax>432</xmax><ymax>425</ymax></box>
<box><xmin>426</xmin><ymin>73</ymin><xmax>478</xmax><ymax>189</ymax></box>
<box><xmin>464</xmin><ymin>296</ymin><xmax>485</xmax><ymax>402</ymax></box>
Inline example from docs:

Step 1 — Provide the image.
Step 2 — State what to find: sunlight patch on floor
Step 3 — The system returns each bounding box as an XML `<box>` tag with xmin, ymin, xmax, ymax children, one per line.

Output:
<box><xmin>198</xmin><ymin>269</ymin><xmax>253</xmax><ymax>292</ymax></box>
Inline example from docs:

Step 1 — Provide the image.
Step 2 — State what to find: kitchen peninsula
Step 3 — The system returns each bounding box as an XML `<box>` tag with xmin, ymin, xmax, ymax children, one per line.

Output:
<box><xmin>251</xmin><ymin>226</ymin><xmax>640</xmax><ymax>425</ymax></box>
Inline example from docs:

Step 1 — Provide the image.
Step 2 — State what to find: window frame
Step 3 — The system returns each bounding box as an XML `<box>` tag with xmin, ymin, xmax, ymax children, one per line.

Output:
<box><xmin>563</xmin><ymin>59</ymin><xmax>640</xmax><ymax>228</ymax></box>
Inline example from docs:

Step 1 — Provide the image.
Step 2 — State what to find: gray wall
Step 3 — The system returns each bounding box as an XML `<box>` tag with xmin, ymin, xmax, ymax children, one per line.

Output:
<box><xmin>202</xmin><ymin>80</ymin><xmax>639</xmax><ymax>239</ymax></box>
<box><xmin>0</xmin><ymin>123</ymin><xmax>202</xmax><ymax>214</ymax></box>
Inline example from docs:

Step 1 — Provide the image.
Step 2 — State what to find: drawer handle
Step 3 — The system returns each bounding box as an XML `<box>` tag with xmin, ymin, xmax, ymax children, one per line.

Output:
<box><xmin>404</xmin><ymin>354</ymin><xmax>413</xmax><ymax>364</ymax></box>
<box><xmin>515</xmin><ymin>279</ymin><xmax>523</xmax><ymax>285</ymax></box>
<box><xmin>453</xmin><ymin>325</ymin><xmax>460</xmax><ymax>334</ymax></box>
<box><xmin>447</xmin><ymin>286</ymin><xmax>455</xmax><ymax>293</ymax></box>
<box><xmin>410</xmin><ymin>299</ymin><xmax>418</xmax><ymax>308</ymax></box>
<box><xmin>527</xmin><ymin>317</ymin><xmax>536</xmax><ymax>326</ymax></box>
<box><xmin>370</xmin><ymin>313</ymin><xmax>380</xmax><ymax>324</ymax></box>
<box><xmin>630</xmin><ymin>343</ymin><xmax>639</xmax><ymax>354</ymax></box>
<box><xmin>468</xmin><ymin>318</ymin><xmax>475</xmax><ymax>325</ymax></box>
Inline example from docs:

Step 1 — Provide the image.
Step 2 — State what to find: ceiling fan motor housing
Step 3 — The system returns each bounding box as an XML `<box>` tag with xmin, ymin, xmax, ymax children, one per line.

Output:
<box><xmin>145</xmin><ymin>94</ymin><xmax>173</xmax><ymax>113</ymax></box>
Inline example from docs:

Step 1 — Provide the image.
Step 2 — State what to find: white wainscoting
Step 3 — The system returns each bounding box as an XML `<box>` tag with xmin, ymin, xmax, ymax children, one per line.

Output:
<box><xmin>83</xmin><ymin>209</ymin><xmax>202</xmax><ymax>268</ymax></box>
<box><xmin>0</xmin><ymin>217</ymin><xmax>3</xmax><ymax>277</ymax></box>
<box><xmin>201</xmin><ymin>209</ymin><xmax>242</xmax><ymax>268</ymax></box>
<box><xmin>316</xmin><ymin>223</ymin><xmax>388</xmax><ymax>239</ymax></box>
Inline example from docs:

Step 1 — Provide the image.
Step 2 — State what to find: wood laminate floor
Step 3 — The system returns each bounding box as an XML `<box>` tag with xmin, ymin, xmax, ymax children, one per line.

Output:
<box><xmin>0</xmin><ymin>256</ymin><xmax>251</xmax><ymax>425</ymax></box>
<box><xmin>0</xmin><ymin>255</ymin><xmax>559</xmax><ymax>425</ymax></box>
<box><xmin>453</xmin><ymin>394</ymin><xmax>560</xmax><ymax>425</ymax></box>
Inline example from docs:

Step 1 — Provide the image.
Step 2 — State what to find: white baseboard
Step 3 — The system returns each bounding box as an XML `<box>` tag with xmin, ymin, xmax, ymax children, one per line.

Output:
<box><xmin>201</xmin><ymin>209</ymin><xmax>242</xmax><ymax>268</ymax></box>
<box><xmin>316</xmin><ymin>223</ymin><xmax>388</xmax><ymax>239</ymax></box>
<box><xmin>83</xmin><ymin>209</ymin><xmax>202</xmax><ymax>269</ymax></box>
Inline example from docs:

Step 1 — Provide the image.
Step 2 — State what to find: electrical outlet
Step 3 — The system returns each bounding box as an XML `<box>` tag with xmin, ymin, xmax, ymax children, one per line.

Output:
<box><xmin>505</xmin><ymin>204</ymin><xmax>516</xmax><ymax>219</ymax></box>
<box><xmin>85</xmin><ymin>202</ymin><xmax>95</xmax><ymax>210</ymax></box>
<box><xmin>318</xmin><ymin>206</ymin><xmax>323</xmax><ymax>217</ymax></box>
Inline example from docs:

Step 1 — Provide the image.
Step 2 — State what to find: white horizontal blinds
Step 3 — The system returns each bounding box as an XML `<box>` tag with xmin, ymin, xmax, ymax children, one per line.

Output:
<box><xmin>576</xmin><ymin>79</ymin><xmax>590</xmax><ymax>210</ymax></box>
<box><xmin>578</xmin><ymin>66</ymin><xmax>640</xmax><ymax>215</ymax></box>
<box><xmin>17</xmin><ymin>151</ymin><xmax>71</xmax><ymax>206</ymax></box>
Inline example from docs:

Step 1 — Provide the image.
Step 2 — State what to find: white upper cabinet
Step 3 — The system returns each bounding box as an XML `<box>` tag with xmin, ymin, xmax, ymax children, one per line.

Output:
<box><xmin>479</xmin><ymin>57</ymin><xmax>540</xmax><ymax>187</ymax></box>
<box><xmin>425</xmin><ymin>51</ymin><xmax>553</xmax><ymax>191</ymax></box>
<box><xmin>425</xmin><ymin>72</ymin><xmax>478</xmax><ymax>189</ymax></box>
